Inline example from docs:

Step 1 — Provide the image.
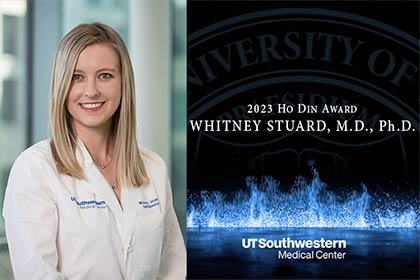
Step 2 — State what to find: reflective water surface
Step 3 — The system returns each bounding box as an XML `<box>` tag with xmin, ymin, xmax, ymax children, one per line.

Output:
<box><xmin>188</xmin><ymin>227</ymin><xmax>420</xmax><ymax>279</ymax></box>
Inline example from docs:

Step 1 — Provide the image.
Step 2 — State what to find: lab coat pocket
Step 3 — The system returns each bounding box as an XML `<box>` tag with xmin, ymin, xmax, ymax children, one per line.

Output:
<box><xmin>136</xmin><ymin>211</ymin><xmax>164</xmax><ymax>234</ymax></box>
<box><xmin>130</xmin><ymin>211</ymin><xmax>165</xmax><ymax>274</ymax></box>
<box><xmin>59</xmin><ymin>193</ymin><xmax>109</xmax><ymax>236</ymax></box>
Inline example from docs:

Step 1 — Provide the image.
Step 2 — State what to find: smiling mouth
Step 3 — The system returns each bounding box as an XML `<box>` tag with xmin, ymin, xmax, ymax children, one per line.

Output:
<box><xmin>80</xmin><ymin>102</ymin><xmax>105</xmax><ymax>109</ymax></box>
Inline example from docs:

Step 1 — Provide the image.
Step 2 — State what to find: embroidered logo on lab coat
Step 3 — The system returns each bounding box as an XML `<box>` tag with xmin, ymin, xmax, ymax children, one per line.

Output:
<box><xmin>71</xmin><ymin>196</ymin><xmax>107</xmax><ymax>209</ymax></box>
<box><xmin>138</xmin><ymin>198</ymin><xmax>160</xmax><ymax>209</ymax></box>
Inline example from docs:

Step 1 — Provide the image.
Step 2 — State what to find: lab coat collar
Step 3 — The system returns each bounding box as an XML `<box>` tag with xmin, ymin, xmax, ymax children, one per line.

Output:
<box><xmin>75</xmin><ymin>138</ymin><xmax>123</xmax><ymax>215</ymax></box>
<box><xmin>75</xmin><ymin>137</ymin><xmax>93</xmax><ymax>167</ymax></box>
<box><xmin>75</xmin><ymin>138</ymin><xmax>139</xmax><ymax>248</ymax></box>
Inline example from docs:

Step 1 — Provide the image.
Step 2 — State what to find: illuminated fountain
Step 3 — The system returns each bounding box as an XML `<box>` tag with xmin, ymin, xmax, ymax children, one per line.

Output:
<box><xmin>187</xmin><ymin>168</ymin><xmax>419</xmax><ymax>228</ymax></box>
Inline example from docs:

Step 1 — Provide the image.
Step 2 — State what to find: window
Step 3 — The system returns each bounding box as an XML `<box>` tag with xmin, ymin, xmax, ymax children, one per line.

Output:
<box><xmin>0</xmin><ymin>1</ymin><xmax>27</xmax><ymax>278</ymax></box>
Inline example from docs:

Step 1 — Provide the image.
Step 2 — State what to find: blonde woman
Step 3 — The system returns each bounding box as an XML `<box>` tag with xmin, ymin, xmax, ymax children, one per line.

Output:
<box><xmin>3</xmin><ymin>23</ymin><xmax>186</xmax><ymax>279</ymax></box>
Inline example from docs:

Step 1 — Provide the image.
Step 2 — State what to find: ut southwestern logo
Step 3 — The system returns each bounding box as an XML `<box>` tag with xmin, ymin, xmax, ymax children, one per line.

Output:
<box><xmin>70</xmin><ymin>196</ymin><xmax>107</xmax><ymax>209</ymax></box>
<box><xmin>138</xmin><ymin>198</ymin><xmax>160</xmax><ymax>209</ymax></box>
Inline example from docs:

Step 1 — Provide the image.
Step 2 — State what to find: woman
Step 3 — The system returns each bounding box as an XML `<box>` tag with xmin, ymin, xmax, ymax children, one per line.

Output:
<box><xmin>3</xmin><ymin>23</ymin><xmax>186</xmax><ymax>279</ymax></box>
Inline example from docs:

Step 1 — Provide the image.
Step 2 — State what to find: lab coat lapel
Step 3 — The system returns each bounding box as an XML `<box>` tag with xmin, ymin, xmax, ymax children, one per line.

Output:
<box><xmin>76</xmin><ymin>139</ymin><xmax>123</xmax><ymax>220</ymax></box>
<box><xmin>90</xmin><ymin>166</ymin><xmax>124</xmax><ymax>219</ymax></box>
<box><xmin>121</xmin><ymin>180</ymin><xmax>161</xmax><ymax>258</ymax></box>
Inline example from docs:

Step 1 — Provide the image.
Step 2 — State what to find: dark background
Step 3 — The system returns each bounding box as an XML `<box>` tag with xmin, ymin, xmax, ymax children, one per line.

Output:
<box><xmin>186</xmin><ymin>1</ymin><xmax>420</xmax><ymax>279</ymax></box>
<box><xmin>187</xmin><ymin>0</ymin><xmax>419</xmax><ymax>196</ymax></box>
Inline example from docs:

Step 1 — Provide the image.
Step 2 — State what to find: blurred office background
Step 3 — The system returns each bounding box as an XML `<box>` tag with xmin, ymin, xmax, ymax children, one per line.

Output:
<box><xmin>0</xmin><ymin>0</ymin><xmax>186</xmax><ymax>278</ymax></box>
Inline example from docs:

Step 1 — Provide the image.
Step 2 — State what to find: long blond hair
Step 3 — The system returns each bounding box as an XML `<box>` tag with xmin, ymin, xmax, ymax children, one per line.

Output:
<box><xmin>50</xmin><ymin>22</ymin><xmax>148</xmax><ymax>187</ymax></box>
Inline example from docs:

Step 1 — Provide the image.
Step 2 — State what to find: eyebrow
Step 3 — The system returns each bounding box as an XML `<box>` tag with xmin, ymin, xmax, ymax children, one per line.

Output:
<box><xmin>73</xmin><ymin>68</ymin><xmax>118</xmax><ymax>73</ymax></box>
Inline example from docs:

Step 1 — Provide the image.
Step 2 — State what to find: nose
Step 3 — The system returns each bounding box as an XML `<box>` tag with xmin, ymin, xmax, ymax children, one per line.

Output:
<box><xmin>85</xmin><ymin>79</ymin><xmax>99</xmax><ymax>98</ymax></box>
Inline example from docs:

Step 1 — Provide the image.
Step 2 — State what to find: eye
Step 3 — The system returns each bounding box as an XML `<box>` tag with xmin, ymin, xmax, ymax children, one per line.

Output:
<box><xmin>99</xmin><ymin>73</ymin><xmax>113</xmax><ymax>80</ymax></box>
<box><xmin>72</xmin><ymin>74</ymin><xmax>83</xmax><ymax>81</ymax></box>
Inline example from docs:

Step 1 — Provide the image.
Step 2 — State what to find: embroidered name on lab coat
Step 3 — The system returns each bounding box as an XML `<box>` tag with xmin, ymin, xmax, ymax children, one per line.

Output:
<box><xmin>138</xmin><ymin>198</ymin><xmax>160</xmax><ymax>208</ymax></box>
<box><xmin>71</xmin><ymin>196</ymin><xmax>107</xmax><ymax>209</ymax></box>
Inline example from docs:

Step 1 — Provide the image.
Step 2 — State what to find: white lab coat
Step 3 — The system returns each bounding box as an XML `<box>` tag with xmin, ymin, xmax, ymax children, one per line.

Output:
<box><xmin>3</xmin><ymin>139</ymin><xmax>186</xmax><ymax>280</ymax></box>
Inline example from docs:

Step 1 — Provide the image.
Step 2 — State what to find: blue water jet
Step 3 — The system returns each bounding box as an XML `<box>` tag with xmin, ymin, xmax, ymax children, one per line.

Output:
<box><xmin>187</xmin><ymin>168</ymin><xmax>419</xmax><ymax>228</ymax></box>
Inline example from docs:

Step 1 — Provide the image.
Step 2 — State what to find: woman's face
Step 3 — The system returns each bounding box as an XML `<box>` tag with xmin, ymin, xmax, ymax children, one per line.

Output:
<box><xmin>66</xmin><ymin>43</ymin><xmax>122</xmax><ymax>133</ymax></box>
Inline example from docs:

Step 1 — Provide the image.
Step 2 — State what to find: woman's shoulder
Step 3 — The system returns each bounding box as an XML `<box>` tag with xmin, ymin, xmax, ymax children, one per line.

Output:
<box><xmin>14</xmin><ymin>139</ymin><xmax>53</xmax><ymax>166</ymax></box>
<box><xmin>139</xmin><ymin>147</ymin><xmax>167</xmax><ymax>173</ymax></box>
<box><xmin>6</xmin><ymin>139</ymin><xmax>56</xmax><ymax>193</ymax></box>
